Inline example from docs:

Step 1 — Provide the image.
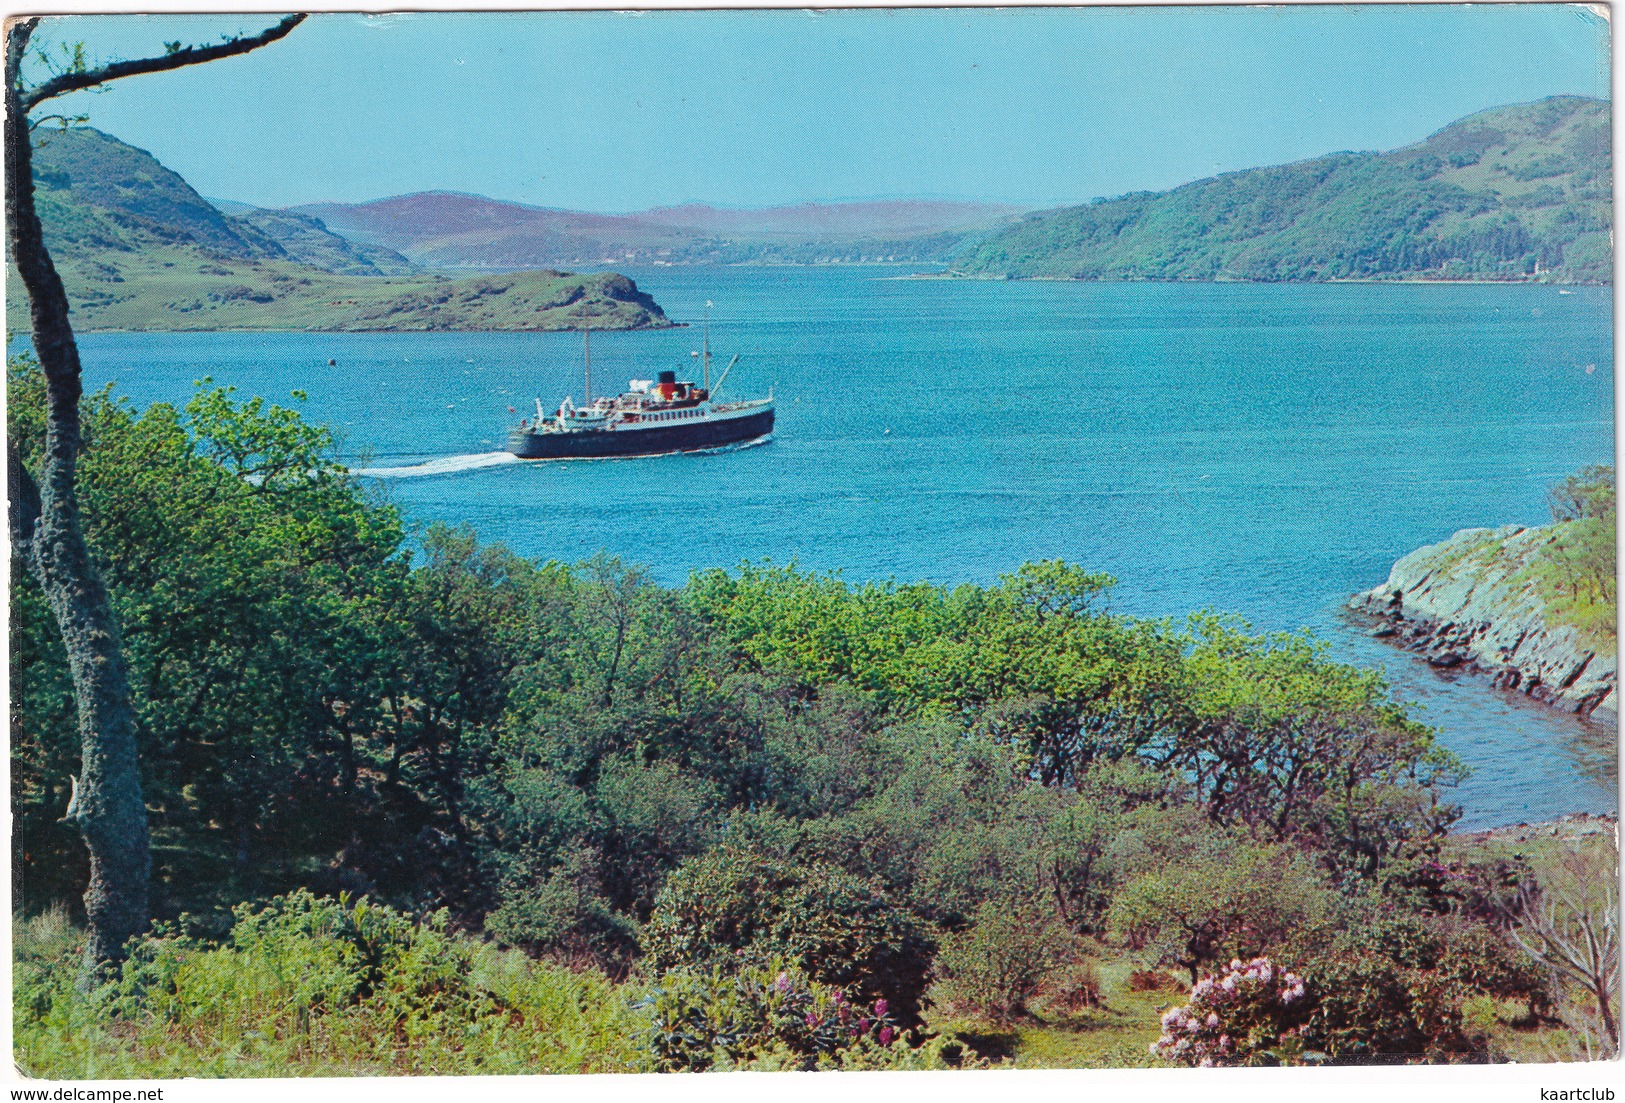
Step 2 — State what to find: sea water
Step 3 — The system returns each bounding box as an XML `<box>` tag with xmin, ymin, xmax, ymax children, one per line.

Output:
<box><xmin>43</xmin><ymin>268</ymin><xmax>1618</xmax><ymax>827</ymax></box>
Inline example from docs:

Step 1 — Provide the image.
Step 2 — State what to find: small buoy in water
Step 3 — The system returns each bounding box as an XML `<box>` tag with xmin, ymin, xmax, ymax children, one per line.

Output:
<box><xmin>327</xmin><ymin>358</ymin><xmax>336</xmax><ymax>366</ymax></box>
<box><xmin>883</xmin><ymin>428</ymin><xmax>891</xmax><ymax>434</ymax></box>
<box><xmin>1586</xmin><ymin>364</ymin><xmax>1597</xmax><ymax>374</ymax></box>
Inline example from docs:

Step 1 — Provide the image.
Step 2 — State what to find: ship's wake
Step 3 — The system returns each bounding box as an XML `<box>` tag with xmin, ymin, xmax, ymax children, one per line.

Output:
<box><xmin>351</xmin><ymin>452</ymin><xmax>520</xmax><ymax>478</ymax></box>
<box><xmin>352</xmin><ymin>435</ymin><xmax>772</xmax><ymax>476</ymax></box>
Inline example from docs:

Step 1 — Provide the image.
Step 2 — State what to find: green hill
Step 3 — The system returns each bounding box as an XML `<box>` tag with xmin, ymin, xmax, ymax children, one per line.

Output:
<box><xmin>10</xmin><ymin>128</ymin><xmax>673</xmax><ymax>331</ymax></box>
<box><xmin>950</xmin><ymin>96</ymin><xmax>1612</xmax><ymax>282</ymax></box>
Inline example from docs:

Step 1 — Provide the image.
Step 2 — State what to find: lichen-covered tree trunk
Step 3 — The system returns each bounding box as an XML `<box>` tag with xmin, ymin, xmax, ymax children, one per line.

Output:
<box><xmin>5</xmin><ymin>23</ymin><xmax>151</xmax><ymax>978</ymax></box>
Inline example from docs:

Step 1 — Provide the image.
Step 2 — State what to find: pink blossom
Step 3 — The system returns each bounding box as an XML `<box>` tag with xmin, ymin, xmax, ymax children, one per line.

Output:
<box><xmin>874</xmin><ymin>999</ymin><xmax>888</xmax><ymax>1018</ymax></box>
<box><xmin>1200</xmin><ymin>1058</ymin><xmax>1215</xmax><ymax>1068</ymax></box>
<box><xmin>1206</xmin><ymin>1012</ymin><xmax>1219</xmax><ymax>1028</ymax></box>
<box><xmin>775</xmin><ymin>972</ymin><xmax>791</xmax><ymax>993</ymax></box>
<box><xmin>878</xmin><ymin>1026</ymin><xmax>896</xmax><ymax>1046</ymax></box>
<box><xmin>805</xmin><ymin>1012</ymin><xmax>818</xmax><ymax>1028</ymax></box>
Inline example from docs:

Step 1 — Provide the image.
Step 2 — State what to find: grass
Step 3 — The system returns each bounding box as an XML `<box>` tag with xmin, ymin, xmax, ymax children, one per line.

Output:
<box><xmin>1522</xmin><ymin>516</ymin><xmax>1617</xmax><ymax>654</ymax></box>
<box><xmin>925</xmin><ymin>952</ymin><xmax>1172</xmax><ymax>1069</ymax></box>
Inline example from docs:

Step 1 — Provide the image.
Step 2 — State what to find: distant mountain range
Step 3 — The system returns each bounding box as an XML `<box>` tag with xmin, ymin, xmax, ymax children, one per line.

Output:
<box><xmin>10</xmin><ymin>96</ymin><xmax>1611</xmax><ymax>336</ymax></box>
<box><xmin>11</xmin><ymin>128</ymin><xmax>672</xmax><ymax>332</ymax></box>
<box><xmin>288</xmin><ymin>194</ymin><xmax>1025</xmax><ymax>269</ymax></box>
<box><xmin>950</xmin><ymin>96</ymin><xmax>1611</xmax><ymax>282</ymax></box>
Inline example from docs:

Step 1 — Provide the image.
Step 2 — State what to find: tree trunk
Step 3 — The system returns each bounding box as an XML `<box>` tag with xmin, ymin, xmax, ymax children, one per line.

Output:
<box><xmin>6</xmin><ymin>27</ymin><xmax>151</xmax><ymax>980</ymax></box>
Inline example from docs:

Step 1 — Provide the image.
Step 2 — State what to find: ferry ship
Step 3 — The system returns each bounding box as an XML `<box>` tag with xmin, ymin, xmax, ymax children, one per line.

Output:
<box><xmin>506</xmin><ymin>310</ymin><xmax>774</xmax><ymax>461</ymax></box>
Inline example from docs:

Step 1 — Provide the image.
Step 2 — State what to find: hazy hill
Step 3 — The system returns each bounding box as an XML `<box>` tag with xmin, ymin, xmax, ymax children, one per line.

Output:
<box><xmin>291</xmin><ymin>193</ymin><xmax>1023</xmax><ymax>269</ymax></box>
<box><xmin>12</xmin><ymin>128</ymin><xmax>673</xmax><ymax>332</ymax></box>
<box><xmin>950</xmin><ymin>96</ymin><xmax>1612</xmax><ymax>282</ymax></box>
<box><xmin>636</xmin><ymin>200</ymin><xmax>1027</xmax><ymax>237</ymax></box>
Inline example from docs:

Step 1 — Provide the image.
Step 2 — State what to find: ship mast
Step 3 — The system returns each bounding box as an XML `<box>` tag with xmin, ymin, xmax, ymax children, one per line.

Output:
<box><xmin>582</xmin><ymin>313</ymin><xmax>592</xmax><ymax>403</ymax></box>
<box><xmin>702</xmin><ymin>299</ymin><xmax>713</xmax><ymax>392</ymax></box>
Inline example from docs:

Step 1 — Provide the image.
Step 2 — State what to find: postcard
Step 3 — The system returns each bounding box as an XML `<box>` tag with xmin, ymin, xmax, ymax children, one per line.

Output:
<box><xmin>6</xmin><ymin>4</ymin><xmax>1616</xmax><ymax>1095</ymax></box>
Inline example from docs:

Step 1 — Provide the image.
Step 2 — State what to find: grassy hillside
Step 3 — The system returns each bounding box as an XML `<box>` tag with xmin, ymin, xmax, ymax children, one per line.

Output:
<box><xmin>12</xmin><ymin>128</ymin><xmax>672</xmax><ymax>331</ymax></box>
<box><xmin>951</xmin><ymin>96</ymin><xmax>1611</xmax><ymax>282</ymax></box>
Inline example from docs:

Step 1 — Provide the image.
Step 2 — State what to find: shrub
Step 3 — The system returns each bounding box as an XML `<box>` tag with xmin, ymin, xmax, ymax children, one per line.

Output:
<box><xmin>1127</xmin><ymin>969</ymin><xmax>1184</xmax><ymax>992</ymax></box>
<box><xmin>637</xmin><ymin>961</ymin><xmax>903</xmax><ymax>1072</ymax></box>
<box><xmin>1301</xmin><ymin>952</ymin><xmax>1482</xmax><ymax>1063</ymax></box>
<box><xmin>1108</xmin><ymin>837</ymin><xmax>1333</xmax><ymax>982</ymax></box>
<box><xmin>642</xmin><ymin>847</ymin><xmax>935</xmax><ymax>1021</ymax></box>
<box><xmin>1153</xmin><ymin>950</ymin><xmax>1489</xmax><ymax>1067</ymax></box>
<box><xmin>485</xmin><ymin>845</ymin><xmax>640</xmax><ymax>973</ymax></box>
<box><xmin>928</xmin><ymin>898</ymin><xmax>1075</xmax><ymax>1022</ymax></box>
<box><xmin>1151</xmin><ymin>956</ymin><xmax>1310</xmax><ymax>1067</ymax></box>
<box><xmin>16</xmin><ymin>892</ymin><xmax>645</xmax><ymax>1078</ymax></box>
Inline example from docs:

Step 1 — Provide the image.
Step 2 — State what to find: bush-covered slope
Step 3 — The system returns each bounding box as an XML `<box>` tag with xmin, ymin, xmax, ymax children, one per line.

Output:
<box><xmin>13</xmin><ymin>127</ymin><xmax>673</xmax><ymax>331</ymax></box>
<box><xmin>11</xmin><ymin>365</ymin><xmax>1616</xmax><ymax>1073</ymax></box>
<box><xmin>951</xmin><ymin>96</ymin><xmax>1612</xmax><ymax>282</ymax></box>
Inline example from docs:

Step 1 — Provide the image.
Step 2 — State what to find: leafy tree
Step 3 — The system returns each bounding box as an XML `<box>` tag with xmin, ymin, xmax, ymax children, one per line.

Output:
<box><xmin>1162</xmin><ymin>616</ymin><xmax>1463</xmax><ymax>875</ymax></box>
<box><xmin>1548</xmin><ymin>463</ymin><xmax>1615</xmax><ymax>522</ymax></box>
<box><xmin>6</xmin><ymin>13</ymin><xmax>306</xmax><ymax>976</ymax></box>
<box><xmin>1498</xmin><ymin>837</ymin><xmax>1619</xmax><ymax>1053</ymax></box>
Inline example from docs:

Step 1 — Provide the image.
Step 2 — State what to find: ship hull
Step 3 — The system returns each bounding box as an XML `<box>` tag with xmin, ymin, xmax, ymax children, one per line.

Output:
<box><xmin>508</xmin><ymin>406</ymin><xmax>774</xmax><ymax>460</ymax></box>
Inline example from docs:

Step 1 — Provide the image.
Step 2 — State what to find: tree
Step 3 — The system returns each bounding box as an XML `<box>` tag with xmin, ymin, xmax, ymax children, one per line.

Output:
<box><xmin>5</xmin><ymin>14</ymin><xmax>306</xmax><ymax>977</ymax></box>
<box><xmin>1499</xmin><ymin>838</ymin><xmax>1620</xmax><ymax>1055</ymax></box>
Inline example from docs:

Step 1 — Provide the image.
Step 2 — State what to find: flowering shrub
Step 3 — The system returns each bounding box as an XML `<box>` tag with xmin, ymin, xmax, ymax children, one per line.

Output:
<box><xmin>638</xmin><ymin>961</ymin><xmax>905</xmax><ymax>1072</ymax></box>
<box><xmin>1152</xmin><ymin>948</ymin><xmax>1491</xmax><ymax>1067</ymax></box>
<box><xmin>1151</xmin><ymin>957</ymin><xmax>1310</xmax><ymax>1067</ymax></box>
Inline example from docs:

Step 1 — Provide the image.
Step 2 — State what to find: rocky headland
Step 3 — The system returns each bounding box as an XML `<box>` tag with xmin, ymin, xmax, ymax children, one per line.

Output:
<box><xmin>1350</xmin><ymin>525</ymin><xmax>1617</xmax><ymax>721</ymax></box>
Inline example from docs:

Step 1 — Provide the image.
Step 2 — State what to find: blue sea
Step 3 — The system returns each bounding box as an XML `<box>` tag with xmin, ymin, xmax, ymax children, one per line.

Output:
<box><xmin>50</xmin><ymin>268</ymin><xmax>1618</xmax><ymax>828</ymax></box>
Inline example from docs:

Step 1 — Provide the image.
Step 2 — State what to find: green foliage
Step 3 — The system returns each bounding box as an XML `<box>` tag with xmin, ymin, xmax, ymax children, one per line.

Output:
<box><xmin>11</xmin><ymin>355</ymin><xmax>1546</xmax><ymax>1073</ymax></box>
<box><xmin>929</xmin><ymin>898</ymin><xmax>1079</xmax><ymax>1022</ymax></box>
<box><xmin>1107</xmin><ymin>832</ymin><xmax>1335</xmax><ymax>982</ymax></box>
<box><xmin>642</xmin><ymin>847</ymin><xmax>935</xmax><ymax>1020</ymax></box>
<box><xmin>637</xmin><ymin>960</ymin><xmax>912</xmax><ymax>1072</ymax></box>
<box><xmin>952</xmin><ymin>96</ymin><xmax>1610</xmax><ymax>282</ymax></box>
<box><xmin>1169</xmin><ymin>616</ymin><xmax>1464</xmax><ymax>873</ymax></box>
<box><xmin>16</xmin><ymin>893</ymin><xmax>644</xmax><ymax>1078</ymax></box>
<box><xmin>1548</xmin><ymin>465</ymin><xmax>1615</xmax><ymax>523</ymax></box>
<box><xmin>1529</xmin><ymin>466</ymin><xmax>1616</xmax><ymax>649</ymax></box>
<box><xmin>1300</xmin><ymin>953</ymin><xmax>1483</xmax><ymax>1063</ymax></box>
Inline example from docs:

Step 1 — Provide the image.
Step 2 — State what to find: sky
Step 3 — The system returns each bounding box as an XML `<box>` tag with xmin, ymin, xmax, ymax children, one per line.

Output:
<box><xmin>23</xmin><ymin>4</ymin><xmax>1613</xmax><ymax>213</ymax></box>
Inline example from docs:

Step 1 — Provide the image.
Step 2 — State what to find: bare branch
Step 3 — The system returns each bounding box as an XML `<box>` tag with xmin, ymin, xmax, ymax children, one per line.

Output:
<box><xmin>18</xmin><ymin>13</ymin><xmax>306</xmax><ymax>112</ymax></box>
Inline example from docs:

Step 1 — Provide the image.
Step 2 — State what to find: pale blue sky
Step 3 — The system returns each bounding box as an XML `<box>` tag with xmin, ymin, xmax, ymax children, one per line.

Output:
<box><xmin>25</xmin><ymin>5</ymin><xmax>1611</xmax><ymax>212</ymax></box>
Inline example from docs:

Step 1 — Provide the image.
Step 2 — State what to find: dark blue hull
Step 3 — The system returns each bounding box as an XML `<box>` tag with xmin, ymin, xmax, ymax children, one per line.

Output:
<box><xmin>507</xmin><ymin>407</ymin><xmax>774</xmax><ymax>459</ymax></box>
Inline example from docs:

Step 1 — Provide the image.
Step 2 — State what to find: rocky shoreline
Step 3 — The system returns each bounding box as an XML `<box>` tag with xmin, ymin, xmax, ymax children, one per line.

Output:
<box><xmin>1452</xmin><ymin>811</ymin><xmax>1617</xmax><ymax>844</ymax></box>
<box><xmin>1350</xmin><ymin>525</ymin><xmax>1616</xmax><ymax>721</ymax></box>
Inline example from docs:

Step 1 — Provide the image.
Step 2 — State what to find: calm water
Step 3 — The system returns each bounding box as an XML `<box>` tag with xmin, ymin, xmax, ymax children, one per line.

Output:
<box><xmin>52</xmin><ymin>269</ymin><xmax>1618</xmax><ymax>827</ymax></box>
